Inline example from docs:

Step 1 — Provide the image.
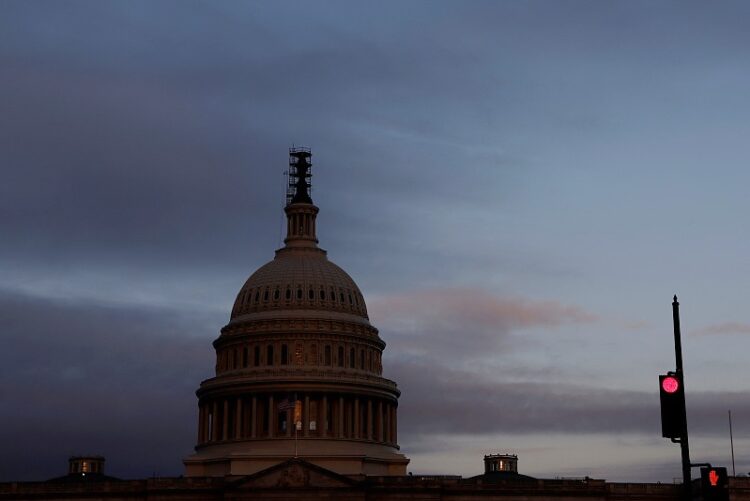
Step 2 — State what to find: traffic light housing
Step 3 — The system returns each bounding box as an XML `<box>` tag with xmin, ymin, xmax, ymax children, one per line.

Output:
<box><xmin>701</xmin><ymin>467</ymin><xmax>729</xmax><ymax>501</ymax></box>
<box><xmin>659</xmin><ymin>373</ymin><xmax>686</xmax><ymax>438</ymax></box>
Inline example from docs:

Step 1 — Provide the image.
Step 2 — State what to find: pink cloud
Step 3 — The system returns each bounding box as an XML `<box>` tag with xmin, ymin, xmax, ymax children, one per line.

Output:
<box><xmin>369</xmin><ymin>287</ymin><xmax>597</xmax><ymax>331</ymax></box>
<box><xmin>692</xmin><ymin>322</ymin><xmax>750</xmax><ymax>336</ymax></box>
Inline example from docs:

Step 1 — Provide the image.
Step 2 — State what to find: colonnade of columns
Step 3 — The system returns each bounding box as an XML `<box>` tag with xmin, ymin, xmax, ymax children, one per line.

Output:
<box><xmin>197</xmin><ymin>393</ymin><xmax>398</xmax><ymax>447</ymax></box>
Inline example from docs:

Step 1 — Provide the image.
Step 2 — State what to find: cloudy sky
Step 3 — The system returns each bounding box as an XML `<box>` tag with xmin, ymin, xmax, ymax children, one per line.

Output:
<box><xmin>2</xmin><ymin>0</ymin><xmax>750</xmax><ymax>482</ymax></box>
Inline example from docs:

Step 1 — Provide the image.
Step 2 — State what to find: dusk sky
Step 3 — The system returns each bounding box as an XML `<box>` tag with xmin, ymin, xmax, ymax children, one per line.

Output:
<box><xmin>2</xmin><ymin>0</ymin><xmax>750</xmax><ymax>482</ymax></box>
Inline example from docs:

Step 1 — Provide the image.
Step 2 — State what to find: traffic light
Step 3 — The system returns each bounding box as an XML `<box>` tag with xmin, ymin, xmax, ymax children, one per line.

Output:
<box><xmin>701</xmin><ymin>467</ymin><xmax>729</xmax><ymax>501</ymax></box>
<box><xmin>659</xmin><ymin>373</ymin><xmax>686</xmax><ymax>438</ymax></box>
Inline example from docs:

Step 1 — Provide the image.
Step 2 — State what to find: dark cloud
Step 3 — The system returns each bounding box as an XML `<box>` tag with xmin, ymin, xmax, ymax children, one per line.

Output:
<box><xmin>389</xmin><ymin>356</ymin><xmax>750</xmax><ymax>441</ymax></box>
<box><xmin>0</xmin><ymin>289</ymin><xmax>217</xmax><ymax>481</ymax></box>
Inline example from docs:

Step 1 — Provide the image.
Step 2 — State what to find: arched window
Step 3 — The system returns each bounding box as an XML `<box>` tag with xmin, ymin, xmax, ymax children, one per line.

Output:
<box><xmin>338</xmin><ymin>346</ymin><xmax>344</xmax><ymax>367</ymax></box>
<box><xmin>360</xmin><ymin>349</ymin><xmax>365</xmax><ymax>370</ymax></box>
<box><xmin>242</xmin><ymin>347</ymin><xmax>248</xmax><ymax>367</ymax></box>
<box><xmin>297</xmin><ymin>288</ymin><xmax>303</xmax><ymax>300</ymax></box>
<box><xmin>349</xmin><ymin>347</ymin><xmax>355</xmax><ymax>368</ymax></box>
<box><xmin>285</xmin><ymin>288</ymin><xmax>291</xmax><ymax>300</ymax></box>
<box><xmin>263</xmin><ymin>289</ymin><xmax>269</xmax><ymax>301</ymax></box>
<box><xmin>273</xmin><ymin>289</ymin><xmax>280</xmax><ymax>300</ymax></box>
<box><xmin>309</xmin><ymin>288</ymin><xmax>315</xmax><ymax>300</ymax></box>
<box><xmin>324</xmin><ymin>345</ymin><xmax>332</xmax><ymax>365</ymax></box>
<box><xmin>320</xmin><ymin>289</ymin><xmax>326</xmax><ymax>300</ymax></box>
<box><xmin>266</xmin><ymin>344</ymin><xmax>274</xmax><ymax>366</ymax></box>
<box><xmin>254</xmin><ymin>346</ymin><xmax>260</xmax><ymax>366</ymax></box>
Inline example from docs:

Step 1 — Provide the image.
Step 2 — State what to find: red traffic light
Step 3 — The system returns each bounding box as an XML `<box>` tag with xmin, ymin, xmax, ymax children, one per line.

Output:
<box><xmin>661</xmin><ymin>376</ymin><xmax>680</xmax><ymax>394</ymax></box>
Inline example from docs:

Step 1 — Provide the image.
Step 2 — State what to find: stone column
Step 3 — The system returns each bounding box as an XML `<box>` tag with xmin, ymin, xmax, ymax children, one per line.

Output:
<box><xmin>268</xmin><ymin>395</ymin><xmax>274</xmax><ymax>438</ymax></box>
<box><xmin>321</xmin><ymin>395</ymin><xmax>328</xmax><ymax>438</ymax></box>
<box><xmin>212</xmin><ymin>400</ymin><xmax>219</xmax><ymax>442</ymax></box>
<box><xmin>352</xmin><ymin>398</ymin><xmax>359</xmax><ymax>438</ymax></box>
<box><xmin>338</xmin><ymin>396</ymin><xmax>344</xmax><ymax>438</ymax></box>
<box><xmin>222</xmin><ymin>400</ymin><xmax>230</xmax><ymax>441</ymax></box>
<box><xmin>251</xmin><ymin>396</ymin><xmax>257</xmax><ymax>438</ymax></box>
<box><xmin>393</xmin><ymin>406</ymin><xmax>397</xmax><ymax>444</ymax></box>
<box><xmin>304</xmin><ymin>395</ymin><xmax>310</xmax><ymax>437</ymax></box>
<box><xmin>286</xmin><ymin>407</ymin><xmax>292</xmax><ymax>437</ymax></box>
<box><xmin>367</xmin><ymin>399</ymin><xmax>373</xmax><ymax>440</ymax></box>
<box><xmin>377</xmin><ymin>401</ymin><xmax>383</xmax><ymax>442</ymax></box>
<box><xmin>235</xmin><ymin>398</ymin><xmax>242</xmax><ymax>439</ymax></box>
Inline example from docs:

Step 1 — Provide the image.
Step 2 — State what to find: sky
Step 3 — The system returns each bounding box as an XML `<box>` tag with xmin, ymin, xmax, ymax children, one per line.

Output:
<box><xmin>2</xmin><ymin>0</ymin><xmax>750</xmax><ymax>483</ymax></box>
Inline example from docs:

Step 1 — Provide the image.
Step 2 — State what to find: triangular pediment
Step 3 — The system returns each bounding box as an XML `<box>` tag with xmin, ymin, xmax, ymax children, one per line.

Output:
<box><xmin>231</xmin><ymin>458</ymin><xmax>360</xmax><ymax>489</ymax></box>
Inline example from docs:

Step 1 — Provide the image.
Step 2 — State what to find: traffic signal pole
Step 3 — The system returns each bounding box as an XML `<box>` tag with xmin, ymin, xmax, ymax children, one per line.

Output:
<box><xmin>672</xmin><ymin>296</ymin><xmax>692</xmax><ymax>500</ymax></box>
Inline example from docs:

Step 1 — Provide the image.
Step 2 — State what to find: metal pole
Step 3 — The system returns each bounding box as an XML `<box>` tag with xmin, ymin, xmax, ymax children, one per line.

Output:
<box><xmin>673</xmin><ymin>296</ymin><xmax>692</xmax><ymax>500</ymax></box>
<box><xmin>729</xmin><ymin>410</ymin><xmax>736</xmax><ymax>477</ymax></box>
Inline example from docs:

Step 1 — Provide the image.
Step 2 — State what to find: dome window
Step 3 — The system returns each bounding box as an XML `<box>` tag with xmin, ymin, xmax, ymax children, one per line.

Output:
<box><xmin>254</xmin><ymin>290</ymin><xmax>260</xmax><ymax>303</ymax></box>
<box><xmin>263</xmin><ymin>289</ymin><xmax>269</xmax><ymax>301</ymax></box>
<box><xmin>308</xmin><ymin>288</ymin><xmax>315</xmax><ymax>300</ymax></box>
<box><xmin>354</xmin><ymin>294</ymin><xmax>359</xmax><ymax>306</ymax></box>
<box><xmin>266</xmin><ymin>344</ymin><xmax>274</xmax><ymax>365</ymax></box>
<box><xmin>348</xmin><ymin>294</ymin><xmax>353</xmax><ymax>305</ymax></box>
<box><xmin>340</xmin><ymin>292</ymin><xmax>345</xmax><ymax>303</ymax></box>
<box><xmin>349</xmin><ymin>347</ymin><xmax>355</xmax><ymax>368</ymax></box>
<box><xmin>320</xmin><ymin>289</ymin><xmax>326</xmax><ymax>300</ymax></box>
<box><xmin>331</xmin><ymin>288</ymin><xmax>336</xmax><ymax>302</ymax></box>
<box><xmin>285</xmin><ymin>288</ymin><xmax>291</xmax><ymax>300</ymax></box>
<box><xmin>274</xmin><ymin>289</ymin><xmax>280</xmax><ymax>300</ymax></box>
<box><xmin>337</xmin><ymin>346</ymin><xmax>344</xmax><ymax>367</ymax></box>
<box><xmin>297</xmin><ymin>288</ymin><xmax>303</xmax><ymax>300</ymax></box>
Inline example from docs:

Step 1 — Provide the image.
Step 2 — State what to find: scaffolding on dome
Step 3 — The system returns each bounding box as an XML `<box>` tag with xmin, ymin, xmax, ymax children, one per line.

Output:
<box><xmin>287</xmin><ymin>147</ymin><xmax>312</xmax><ymax>205</ymax></box>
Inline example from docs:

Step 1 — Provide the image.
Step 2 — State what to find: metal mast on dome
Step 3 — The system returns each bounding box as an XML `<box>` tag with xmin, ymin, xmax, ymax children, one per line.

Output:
<box><xmin>287</xmin><ymin>147</ymin><xmax>312</xmax><ymax>205</ymax></box>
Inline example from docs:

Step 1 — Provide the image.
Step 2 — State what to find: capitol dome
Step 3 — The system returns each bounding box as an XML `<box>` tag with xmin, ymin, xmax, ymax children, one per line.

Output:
<box><xmin>230</xmin><ymin>248</ymin><xmax>370</xmax><ymax>323</ymax></box>
<box><xmin>184</xmin><ymin>148</ymin><xmax>408</xmax><ymax>477</ymax></box>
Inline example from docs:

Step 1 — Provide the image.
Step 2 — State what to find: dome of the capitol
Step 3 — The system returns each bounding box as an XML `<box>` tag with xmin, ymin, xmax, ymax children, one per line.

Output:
<box><xmin>230</xmin><ymin>250</ymin><xmax>370</xmax><ymax>322</ymax></box>
<box><xmin>184</xmin><ymin>148</ymin><xmax>408</xmax><ymax>477</ymax></box>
